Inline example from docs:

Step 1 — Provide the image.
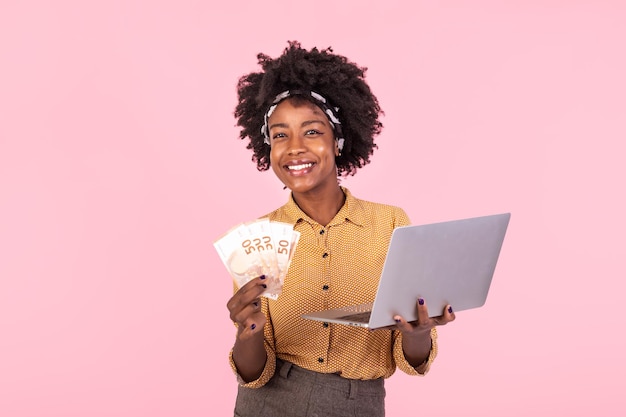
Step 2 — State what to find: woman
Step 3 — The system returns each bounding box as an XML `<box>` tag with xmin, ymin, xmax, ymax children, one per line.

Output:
<box><xmin>226</xmin><ymin>41</ymin><xmax>455</xmax><ymax>417</ymax></box>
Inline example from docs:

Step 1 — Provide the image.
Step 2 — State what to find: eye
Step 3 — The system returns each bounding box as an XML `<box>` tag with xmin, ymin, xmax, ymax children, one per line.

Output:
<box><xmin>305</xmin><ymin>129</ymin><xmax>322</xmax><ymax>136</ymax></box>
<box><xmin>271</xmin><ymin>132</ymin><xmax>287</xmax><ymax>141</ymax></box>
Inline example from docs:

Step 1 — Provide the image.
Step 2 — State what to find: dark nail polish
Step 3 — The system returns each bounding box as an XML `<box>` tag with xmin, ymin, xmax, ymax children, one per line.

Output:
<box><xmin>418</xmin><ymin>298</ymin><xmax>424</xmax><ymax>305</ymax></box>
<box><xmin>259</xmin><ymin>275</ymin><xmax>266</xmax><ymax>280</ymax></box>
<box><xmin>448</xmin><ymin>306</ymin><xmax>453</xmax><ymax>314</ymax></box>
<box><xmin>253</xmin><ymin>301</ymin><xmax>258</xmax><ymax>307</ymax></box>
<box><xmin>394</xmin><ymin>318</ymin><xmax>401</xmax><ymax>323</ymax></box>
<box><xmin>261</xmin><ymin>284</ymin><xmax>267</xmax><ymax>288</ymax></box>
<box><xmin>251</xmin><ymin>324</ymin><xmax>256</xmax><ymax>330</ymax></box>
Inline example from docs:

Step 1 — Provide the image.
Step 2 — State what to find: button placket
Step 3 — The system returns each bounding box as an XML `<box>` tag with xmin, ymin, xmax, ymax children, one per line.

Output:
<box><xmin>320</xmin><ymin>225</ymin><xmax>331</xmax><ymax>293</ymax></box>
<box><xmin>317</xmin><ymin>225</ymin><xmax>332</xmax><ymax>368</ymax></box>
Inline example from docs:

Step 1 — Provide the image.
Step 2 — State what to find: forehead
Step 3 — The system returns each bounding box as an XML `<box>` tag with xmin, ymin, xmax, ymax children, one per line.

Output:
<box><xmin>269</xmin><ymin>97</ymin><xmax>326</xmax><ymax>120</ymax></box>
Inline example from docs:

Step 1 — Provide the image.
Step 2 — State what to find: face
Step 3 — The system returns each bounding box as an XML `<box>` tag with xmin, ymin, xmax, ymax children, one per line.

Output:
<box><xmin>268</xmin><ymin>98</ymin><xmax>339</xmax><ymax>196</ymax></box>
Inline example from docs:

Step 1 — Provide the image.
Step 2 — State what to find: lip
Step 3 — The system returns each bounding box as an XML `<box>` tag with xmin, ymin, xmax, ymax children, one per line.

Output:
<box><xmin>283</xmin><ymin>159</ymin><xmax>316</xmax><ymax>176</ymax></box>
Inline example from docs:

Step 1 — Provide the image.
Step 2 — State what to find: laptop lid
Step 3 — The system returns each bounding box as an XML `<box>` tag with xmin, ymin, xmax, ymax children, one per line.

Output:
<box><xmin>367</xmin><ymin>212</ymin><xmax>510</xmax><ymax>328</ymax></box>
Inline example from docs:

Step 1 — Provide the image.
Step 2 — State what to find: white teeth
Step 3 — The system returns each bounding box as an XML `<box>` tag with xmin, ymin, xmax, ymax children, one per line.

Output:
<box><xmin>287</xmin><ymin>163</ymin><xmax>313</xmax><ymax>171</ymax></box>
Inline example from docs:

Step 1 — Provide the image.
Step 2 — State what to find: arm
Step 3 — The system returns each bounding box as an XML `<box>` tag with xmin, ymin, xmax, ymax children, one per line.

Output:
<box><xmin>232</xmin><ymin>323</ymin><xmax>267</xmax><ymax>383</ymax></box>
<box><xmin>227</xmin><ymin>276</ymin><xmax>270</xmax><ymax>383</ymax></box>
<box><xmin>401</xmin><ymin>327</ymin><xmax>434</xmax><ymax>369</ymax></box>
<box><xmin>394</xmin><ymin>299</ymin><xmax>455</xmax><ymax>371</ymax></box>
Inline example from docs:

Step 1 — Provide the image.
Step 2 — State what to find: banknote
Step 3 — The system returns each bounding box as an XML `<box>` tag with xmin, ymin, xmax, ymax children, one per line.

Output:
<box><xmin>270</xmin><ymin>221</ymin><xmax>300</xmax><ymax>282</ymax></box>
<box><xmin>214</xmin><ymin>219</ymin><xmax>299</xmax><ymax>300</ymax></box>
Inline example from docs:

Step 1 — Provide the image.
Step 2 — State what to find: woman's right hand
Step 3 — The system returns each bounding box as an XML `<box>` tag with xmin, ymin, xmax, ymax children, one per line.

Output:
<box><xmin>226</xmin><ymin>275</ymin><xmax>268</xmax><ymax>340</ymax></box>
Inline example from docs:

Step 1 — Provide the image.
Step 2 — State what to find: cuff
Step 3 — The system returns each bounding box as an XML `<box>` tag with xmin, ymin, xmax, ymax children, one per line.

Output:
<box><xmin>229</xmin><ymin>341</ymin><xmax>277</xmax><ymax>389</ymax></box>
<box><xmin>393</xmin><ymin>327</ymin><xmax>438</xmax><ymax>376</ymax></box>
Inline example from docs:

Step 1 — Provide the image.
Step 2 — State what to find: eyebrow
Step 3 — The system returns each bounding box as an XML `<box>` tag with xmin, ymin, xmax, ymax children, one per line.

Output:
<box><xmin>268</xmin><ymin>119</ymin><xmax>327</xmax><ymax>131</ymax></box>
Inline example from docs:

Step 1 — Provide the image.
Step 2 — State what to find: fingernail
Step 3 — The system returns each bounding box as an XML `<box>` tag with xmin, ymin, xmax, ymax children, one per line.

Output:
<box><xmin>259</xmin><ymin>275</ymin><xmax>266</xmax><ymax>280</ymax></box>
<box><xmin>251</xmin><ymin>323</ymin><xmax>256</xmax><ymax>330</ymax></box>
<box><xmin>418</xmin><ymin>298</ymin><xmax>424</xmax><ymax>305</ymax></box>
<box><xmin>253</xmin><ymin>301</ymin><xmax>258</xmax><ymax>307</ymax></box>
<box><xmin>394</xmin><ymin>318</ymin><xmax>401</xmax><ymax>323</ymax></box>
<box><xmin>261</xmin><ymin>284</ymin><xmax>267</xmax><ymax>288</ymax></box>
<box><xmin>448</xmin><ymin>306</ymin><xmax>453</xmax><ymax>314</ymax></box>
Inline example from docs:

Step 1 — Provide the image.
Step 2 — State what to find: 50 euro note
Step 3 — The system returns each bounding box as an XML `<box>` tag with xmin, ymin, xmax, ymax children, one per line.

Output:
<box><xmin>214</xmin><ymin>219</ymin><xmax>299</xmax><ymax>300</ymax></box>
<box><xmin>270</xmin><ymin>221</ymin><xmax>300</xmax><ymax>283</ymax></box>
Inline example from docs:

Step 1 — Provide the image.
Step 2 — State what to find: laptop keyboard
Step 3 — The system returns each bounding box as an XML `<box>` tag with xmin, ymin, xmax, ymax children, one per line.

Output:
<box><xmin>336</xmin><ymin>310</ymin><xmax>372</xmax><ymax>323</ymax></box>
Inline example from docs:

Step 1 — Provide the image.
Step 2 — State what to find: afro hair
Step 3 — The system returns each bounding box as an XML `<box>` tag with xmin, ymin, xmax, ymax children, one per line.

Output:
<box><xmin>234</xmin><ymin>41</ymin><xmax>383</xmax><ymax>177</ymax></box>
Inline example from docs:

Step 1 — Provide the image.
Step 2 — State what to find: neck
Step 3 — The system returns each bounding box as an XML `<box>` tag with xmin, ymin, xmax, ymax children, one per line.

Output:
<box><xmin>292</xmin><ymin>185</ymin><xmax>345</xmax><ymax>226</ymax></box>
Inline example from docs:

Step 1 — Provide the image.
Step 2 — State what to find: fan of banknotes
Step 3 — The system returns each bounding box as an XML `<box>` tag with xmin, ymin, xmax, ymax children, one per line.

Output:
<box><xmin>214</xmin><ymin>219</ymin><xmax>300</xmax><ymax>300</ymax></box>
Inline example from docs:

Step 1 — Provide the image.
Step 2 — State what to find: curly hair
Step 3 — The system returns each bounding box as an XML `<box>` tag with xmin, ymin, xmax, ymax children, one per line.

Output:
<box><xmin>234</xmin><ymin>41</ymin><xmax>383</xmax><ymax>177</ymax></box>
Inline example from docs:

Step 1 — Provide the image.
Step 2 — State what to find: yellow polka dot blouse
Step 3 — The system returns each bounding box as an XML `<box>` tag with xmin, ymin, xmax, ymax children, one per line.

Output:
<box><xmin>230</xmin><ymin>187</ymin><xmax>437</xmax><ymax>388</ymax></box>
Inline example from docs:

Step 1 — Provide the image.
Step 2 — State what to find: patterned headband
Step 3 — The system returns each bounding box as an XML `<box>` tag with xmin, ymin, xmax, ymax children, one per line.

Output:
<box><xmin>260</xmin><ymin>90</ymin><xmax>345</xmax><ymax>152</ymax></box>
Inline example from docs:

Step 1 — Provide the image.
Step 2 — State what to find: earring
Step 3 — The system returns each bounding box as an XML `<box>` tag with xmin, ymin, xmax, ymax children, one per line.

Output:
<box><xmin>334</xmin><ymin>136</ymin><xmax>344</xmax><ymax>158</ymax></box>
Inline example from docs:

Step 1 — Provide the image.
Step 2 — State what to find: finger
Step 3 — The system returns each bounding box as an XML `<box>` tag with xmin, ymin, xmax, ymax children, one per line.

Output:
<box><xmin>443</xmin><ymin>304</ymin><xmax>456</xmax><ymax>323</ymax></box>
<box><xmin>230</xmin><ymin>298</ymin><xmax>263</xmax><ymax>323</ymax></box>
<box><xmin>416</xmin><ymin>297</ymin><xmax>430</xmax><ymax>324</ymax></box>
<box><xmin>393</xmin><ymin>315</ymin><xmax>415</xmax><ymax>333</ymax></box>
<box><xmin>430</xmin><ymin>305</ymin><xmax>456</xmax><ymax>327</ymax></box>
<box><xmin>238</xmin><ymin>314</ymin><xmax>267</xmax><ymax>339</ymax></box>
<box><xmin>239</xmin><ymin>275</ymin><xmax>268</xmax><ymax>294</ymax></box>
<box><xmin>227</xmin><ymin>275</ymin><xmax>267</xmax><ymax>311</ymax></box>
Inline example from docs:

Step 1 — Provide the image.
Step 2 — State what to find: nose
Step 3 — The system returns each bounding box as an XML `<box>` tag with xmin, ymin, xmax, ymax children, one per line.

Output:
<box><xmin>287</xmin><ymin>134</ymin><xmax>306</xmax><ymax>156</ymax></box>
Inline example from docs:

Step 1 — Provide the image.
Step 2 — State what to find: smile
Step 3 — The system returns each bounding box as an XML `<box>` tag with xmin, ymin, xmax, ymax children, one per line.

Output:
<box><xmin>286</xmin><ymin>163</ymin><xmax>314</xmax><ymax>171</ymax></box>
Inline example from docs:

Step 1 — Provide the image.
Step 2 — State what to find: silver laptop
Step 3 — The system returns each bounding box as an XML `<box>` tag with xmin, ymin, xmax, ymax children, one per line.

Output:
<box><xmin>301</xmin><ymin>213</ymin><xmax>510</xmax><ymax>329</ymax></box>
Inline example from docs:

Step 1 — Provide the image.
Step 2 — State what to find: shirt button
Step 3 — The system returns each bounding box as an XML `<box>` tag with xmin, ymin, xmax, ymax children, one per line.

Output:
<box><xmin>322</xmin><ymin>285</ymin><xmax>329</xmax><ymax>291</ymax></box>
<box><xmin>322</xmin><ymin>252</ymin><xmax>328</xmax><ymax>258</ymax></box>
<box><xmin>319</xmin><ymin>229</ymin><xmax>325</xmax><ymax>235</ymax></box>
<box><xmin>323</xmin><ymin>322</ymin><xmax>329</xmax><ymax>328</ymax></box>
<box><xmin>318</xmin><ymin>357</ymin><xmax>324</xmax><ymax>363</ymax></box>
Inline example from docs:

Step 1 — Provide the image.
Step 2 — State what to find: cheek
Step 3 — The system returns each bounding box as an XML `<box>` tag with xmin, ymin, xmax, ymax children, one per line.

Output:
<box><xmin>313</xmin><ymin>144</ymin><xmax>336</xmax><ymax>161</ymax></box>
<box><xmin>269</xmin><ymin>149</ymin><xmax>282</xmax><ymax>174</ymax></box>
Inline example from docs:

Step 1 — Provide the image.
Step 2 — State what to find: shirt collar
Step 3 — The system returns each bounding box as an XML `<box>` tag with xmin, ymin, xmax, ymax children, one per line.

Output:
<box><xmin>280</xmin><ymin>187</ymin><xmax>366</xmax><ymax>228</ymax></box>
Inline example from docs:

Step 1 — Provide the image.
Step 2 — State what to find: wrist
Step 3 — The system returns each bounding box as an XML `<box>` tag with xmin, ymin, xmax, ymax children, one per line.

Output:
<box><xmin>402</xmin><ymin>329</ymin><xmax>433</xmax><ymax>368</ymax></box>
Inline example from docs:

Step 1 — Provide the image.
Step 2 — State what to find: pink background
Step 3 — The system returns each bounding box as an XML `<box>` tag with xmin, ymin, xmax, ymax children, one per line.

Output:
<box><xmin>1</xmin><ymin>1</ymin><xmax>624</xmax><ymax>416</ymax></box>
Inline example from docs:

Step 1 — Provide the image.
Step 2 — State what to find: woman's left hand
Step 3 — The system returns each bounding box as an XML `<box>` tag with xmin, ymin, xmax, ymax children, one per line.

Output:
<box><xmin>392</xmin><ymin>298</ymin><xmax>455</xmax><ymax>369</ymax></box>
<box><xmin>393</xmin><ymin>298</ymin><xmax>455</xmax><ymax>337</ymax></box>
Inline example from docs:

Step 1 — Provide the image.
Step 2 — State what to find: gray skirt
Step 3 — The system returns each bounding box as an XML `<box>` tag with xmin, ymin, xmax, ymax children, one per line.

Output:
<box><xmin>234</xmin><ymin>359</ymin><xmax>386</xmax><ymax>417</ymax></box>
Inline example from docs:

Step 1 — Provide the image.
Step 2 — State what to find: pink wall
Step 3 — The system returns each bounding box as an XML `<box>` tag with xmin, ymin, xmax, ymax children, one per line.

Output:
<box><xmin>1</xmin><ymin>1</ymin><xmax>624</xmax><ymax>416</ymax></box>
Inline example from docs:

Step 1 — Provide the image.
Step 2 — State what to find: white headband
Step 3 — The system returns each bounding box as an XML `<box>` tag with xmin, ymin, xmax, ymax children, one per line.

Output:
<box><xmin>260</xmin><ymin>90</ymin><xmax>345</xmax><ymax>152</ymax></box>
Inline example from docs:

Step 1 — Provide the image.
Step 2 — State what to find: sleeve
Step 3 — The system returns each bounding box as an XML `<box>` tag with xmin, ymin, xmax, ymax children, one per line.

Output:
<box><xmin>392</xmin><ymin>328</ymin><xmax>438</xmax><ymax>376</ymax></box>
<box><xmin>228</xmin><ymin>288</ymin><xmax>278</xmax><ymax>388</ymax></box>
<box><xmin>395</xmin><ymin>207</ymin><xmax>411</xmax><ymax>228</ymax></box>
